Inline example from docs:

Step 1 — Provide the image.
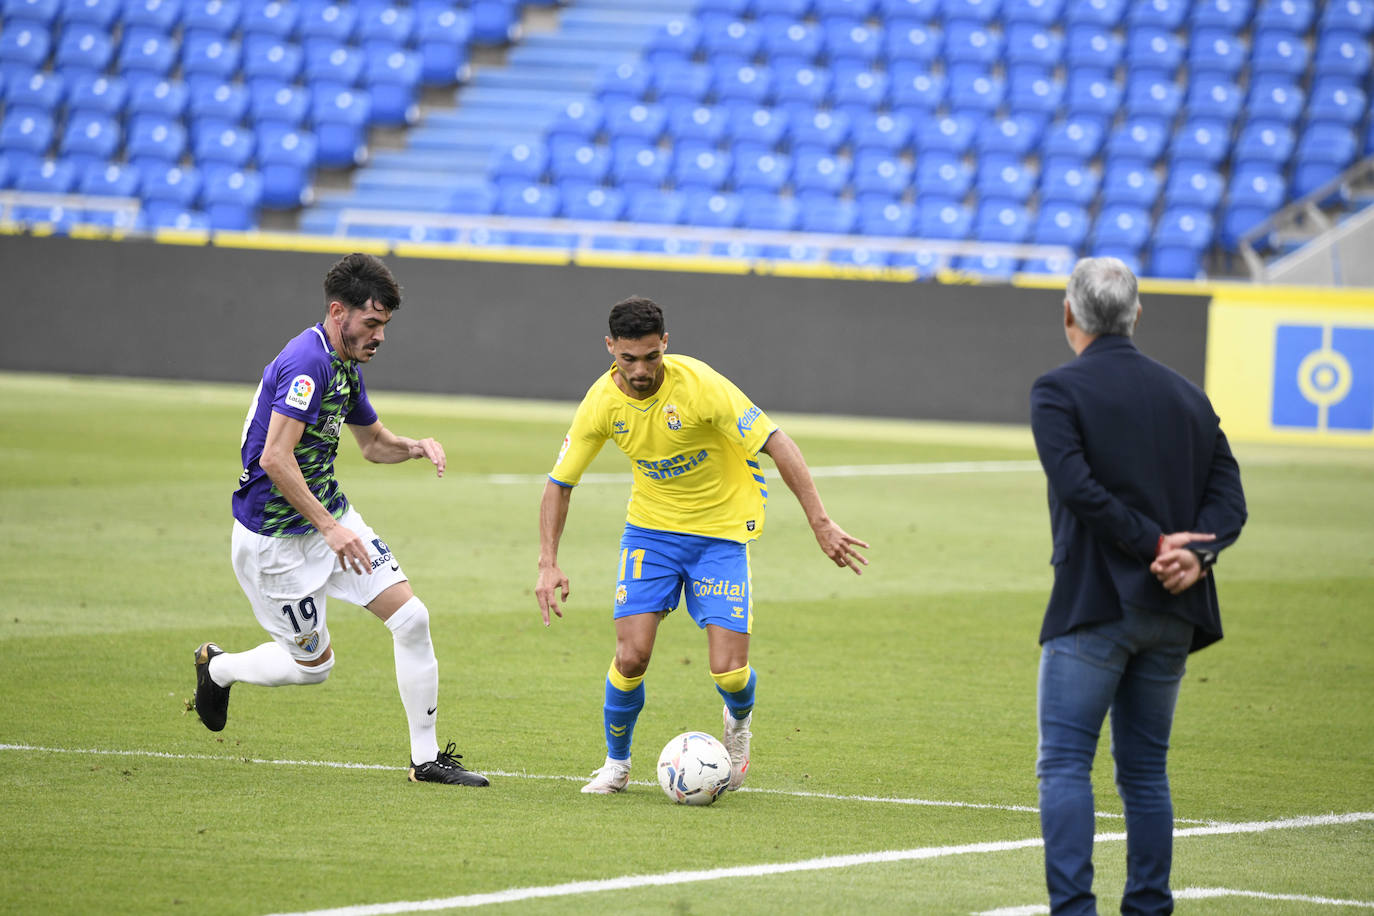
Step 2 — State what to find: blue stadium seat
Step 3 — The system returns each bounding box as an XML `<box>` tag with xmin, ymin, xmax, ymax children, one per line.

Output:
<box><xmin>760</xmin><ymin>0</ymin><xmax>818</xmax><ymax>17</ymax></box>
<box><xmin>1002</xmin><ymin>0</ymin><xmax>1065</xmax><ymax>23</ymax></box>
<box><xmin>1034</xmin><ymin>201</ymin><xmax>1091</xmax><ymax>246</ymax></box>
<box><xmin>255</xmin><ymin>123</ymin><xmax>315</xmax><ymax>208</ymax></box>
<box><xmin>56</xmin><ymin>23</ymin><xmax>115</xmax><ymax>72</ymax></box>
<box><xmin>651</xmin><ymin>61</ymin><xmax>709</xmax><ymax>104</ymax></box>
<box><xmin>976</xmin><ymin>114</ymin><xmax>1041</xmax><ymax>157</ymax></box>
<box><xmin>203</xmin><ymin>166</ymin><xmax>262</xmax><ymax>229</ymax></box>
<box><xmin>497</xmin><ymin>181</ymin><xmax>559</xmax><ymax>218</ymax></box>
<box><xmin>1005</xmin><ymin>24</ymin><xmax>1063</xmax><ymax>70</ymax></box>
<box><xmin>67</xmin><ymin>73</ymin><xmax>127</xmax><ymax>116</ymax></box>
<box><xmin>1188</xmin><ymin>29</ymin><xmax>1246</xmax><ymax>78</ymax></box>
<box><xmin>851</xmin><ymin>111</ymin><xmax>913</xmax><ymax>155</ymax></box>
<box><xmin>1066</xmin><ymin>71</ymin><xmax>1122</xmax><ymax>119</ymax></box>
<box><xmin>61</xmin><ymin>0</ymin><xmax>119</xmax><ymax>27</ymax></box>
<box><xmin>6</xmin><ymin>70</ymin><xmax>64</xmax><ymax>113</ymax></box>
<box><xmin>1305</xmin><ymin>81</ymin><xmax>1368</xmax><ymax>129</ymax></box>
<box><xmin>915</xmin><ymin>151</ymin><xmax>973</xmax><ymax>199</ymax></box>
<box><xmin>561</xmin><ymin>184</ymin><xmax>625</xmax><ymax>221</ymax></box>
<box><xmin>1149</xmin><ymin>206</ymin><xmax>1214</xmax><ymax>278</ymax></box>
<box><xmin>880</xmin><ymin>0</ymin><xmax>942</xmax><ymax>18</ymax></box>
<box><xmin>1042</xmin><ymin>115</ymin><xmax>1107</xmax><ymax>160</ymax></box>
<box><xmin>1246</xmin><ymin>79</ymin><xmax>1305</xmax><ymax>124</ymax></box>
<box><xmin>1101</xmin><ymin>160</ymin><xmax>1160</xmax><ymax>207</ymax></box>
<box><xmin>604</xmin><ymin>100</ymin><xmax>666</xmax><ymax>143</ymax></box>
<box><xmin>1005</xmin><ymin>70</ymin><xmax>1064</xmax><ymax>118</ymax></box>
<box><xmin>15</xmin><ymin>157</ymin><xmax>77</xmax><ymax>193</ymax></box>
<box><xmin>304</xmin><ymin>42</ymin><xmax>363</xmax><ymax>88</ymax></box>
<box><xmin>737</xmin><ymin>191</ymin><xmax>799</xmax><ymax>230</ymax></box>
<box><xmin>760</xmin><ymin>17</ymin><xmax>822</xmax><ymax>62</ymax></box>
<box><xmin>0</xmin><ymin>23</ymin><xmax>52</xmax><ymax>69</ymax></box>
<box><xmin>974</xmin><ymin>200</ymin><xmax>1031</xmax><ymax>241</ymax></box>
<box><xmin>1185</xmin><ymin>74</ymin><xmax>1243</xmax><ymax>122</ymax></box>
<box><xmin>673</xmin><ymin>144</ymin><xmax>730</xmax><ymax>190</ymax></box>
<box><xmin>1040</xmin><ymin>159</ymin><xmax>1100</xmax><ymax>205</ymax></box>
<box><xmin>792</xmin><ymin>149</ymin><xmax>850</xmax><ymax>195</ymax></box>
<box><xmin>1168</xmin><ymin>119</ymin><xmax>1231</xmax><ymax>167</ymax></box>
<box><xmin>646</xmin><ymin>16</ymin><xmax>700</xmax><ymax>63</ymax></box>
<box><xmin>884</xmin><ymin>21</ymin><xmax>941</xmax><ymax>63</ymax></box>
<box><xmin>249</xmin><ymin>80</ymin><xmax>309</xmax><ymax>126</ymax></box>
<box><xmin>955</xmin><ymin>254</ymin><xmax>1018</xmax><ymax>278</ymax></box>
<box><xmin>1233</xmin><ymin>120</ymin><xmax>1296</xmax><ymax>169</ymax></box>
<box><xmin>916</xmin><ymin>198</ymin><xmax>972</xmax><ymax>238</ymax></box>
<box><xmin>682</xmin><ymin>190</ymin><xmax>743</xmax><ymax>227</ymax></box>
<box><xmin>298</xmin><ymin>0</ymin><xmax>357</xmax><ymax>43</ymax></box>
<box><xmin>359</xmin><ymin>4</ymin><xmax>415</xmax><ymax>47</ymax></box>
<box><xmin>490</xmin><ymin>140</ymin><xmax>547</xmax><ymax>183</ymax></box>
<box><xmin>1066</xmin><ymin>0</ymin><xmax>1126</xmax><ymax>25</ymax></box>
<box><xmin>797</xmin><ymin>196</ymin><xmax>856</xmax><ymax>233</ymax></box>
<box><xmin>242</xmin><ymin>37</ymin><xmax>303</xmax><ymax>83</ymax></box>
<box><xmin>138</xmin><ymin>161</ymin><xmax>201</xmax><ymax>208</ymax></box>
<box><xmin>310</xmin><ymin>85</ymin><xmax>369</xmax><ymax>167</ymax></box>
<box><xmin>611</xmin><ymin>140</ymin><xmax>671</xmax><ymax>190</ymax></box>
<box><xmin>118</xmin><ymin>28</ymin><xmax>178</xmax><ymax>76</ymax></box>
<box><xmin>126</xmin><ymin>114</ymin><xmax>187</xmax><ymax>163</ymax></box>
<box><xmin>625</xmin><ymin>187</ymin><xmax>684</xmax><ymax>224</ymax></box>
<box><xmin>188</xmin><ymin>79</ymin><xmax>249</xmax><ymax>126</ymax></box>
<box><xmin>830</xmin><ymin>65</ymin><xmax>888</xmax><ymax>110</ymax></box>
<box><xmin>1125</xmin><ymin>26</ymin><xmax>1184</xmax><ymax>75</ymax></box>
<box><xmin>548</xmin><ymin>139</ymin><xmax>610</xmax><ymax>185</ymax></box>
<box><xmin>80</xmin><ymin>159</ymin><xmax>140</xmax><ymax>197</ymax></box>
<box><xmin>1291</xmin><ymin>124</ymin><xmax>1359</xmax><ymax>197</ymax></box>
<box><xmin>181</xmin><ymin>33</ymin><xmax>242</xmax><ymax>81</ymax></box>
<box><xmin>913</xmin><ymin>113</ymin><xmax>975</xmax><ymax>154</ymax></box>
<box><xmin>976</xmin><ymin>155</ymin><xmax>1036</xmax><ymax>202</ymax></box>
<box><xmin>126</xmin><ymin>75</ymin><xmax>187</xmax><ymax>118</ymax></box>
<box><xmin>183</xmin><ymin>0</ymin><xmax>241</xmax><ymax>34</ymax></box>
<box><xmin>1190</xmin><ymin>0</ymin><xmax>1251</xmax><ymax>26</ymax></box>
<box><xmin>947</xmin><ymin>68</ymin><xmax>1005</xmax><ymax>116</ymax></box>
<box><xmin>547</xmin><ymin>99</ymin><xmax>603</xmax><ymax>145</ymax></box>
<box><xmin>147</xmin><ymin>206</ymin><xmax>211</xmax><ymax>230</ymax></box>
<box><xmin>1064</xmin><ymin>25</ymin><xmax>1123</xmax><ymax>75</ymax></box>
<box><xmin>1255</xmin><ymin>0</ymin><xmax>1313</xmax><ymax>32</ymax></box>
<box><xmin>859</xmin><ymin>198</ymin><xmax>915</xmax><ymax>236</ymax></box>
<box><xmin>1314</xmin><ymin>31</ymin><xmax>1373</xmax><ymax>81</ymax></box>
<box><xmin>1092</xmin><ymin>204</ymin><xmax>1151</xmax><ymax>250</ymax></box>
<box><xmin>1320</xmin><ymin>0</ymin><xmax>1373</xmax><ymax>34</ymax></box>
<box><xmin>1129</xmin><ymin>0</ymin><xmax>1189</xmax><ymax>28</ymax></box>
<box><xmin>815</xmin><ymin>0</ymin><xmax>876</xmax><ymax>18</ymax></box>
<box><xmin>1221</xmin><ymin>167</ymin><xmax>1284</xmax><ymax>248</ymax></box>
<box><xmin>701</xmin><ymin>17</ymin><xmax>762</xmax><ymax>61</ymax></box>
<box><xmin>715</xmin><ymin>63</ymin><xmax>774</xmax><ymax>107</ymax></box>
<box><xmin>1125</xmin><ymin>72</ymin><xmax>1182</xmax><ymax>120</ymax></box>
<box><xmin>1163</xmin><ymin>164</ymin><xmax>1224</xmax><ymax>210</ymax></box>
<box><xmin>416</xmin><ymin>6</ymin><xmax>471</xmax><ymax>85</ymax></box>
<box><xmin>789</xmin><ymin>108</ymin><xmax>851</xmax><ymax>153</ymax></box>
<box><xmin>241</xmin><ymin>0</ymin><xmax>298</xmax><ymax>38</ymax></box>
<box><xmin>59</xmin><ymin>110</ymin><xmax>120</xmax><ymax>161</ymax></box>
<box><xmin>943</xmin><ymin>0</ymin><xmax>999</xmax><ymax>20</ymax></box>
<box><xmin>853</xmin><ymin>151</ymin><xmax>912</xmax><ymax>200</ymax></box>
<box><xmin>944</xmin><ymin>22</ymin><xmax>1003</xmax><ymax>68</ymax></box>
<box><xmin>727</xmin><ymin>105</ymin><xmax>788</xmax><ymax>150</ymax></box>
<box><xmin>1105</xmin><ymin>117</ymin><xmax>1169</xmax><ymax>163</ymax></box>
<box><xmin>1250</xmin><ymin>29</ymin><xmax>1309</xmax><ymax>79</ymax></box>
<box><xmin>664</xmin><ymin>102</ymin><xmax>729</xmax><ymax>146</ymax></box>
<box><xmin>123</xmin><ymin>0</ymin><xmax>181</xmax><ymax>32</ymax></box>
<box><xmin>773</xmin><ymin>62</ymin><xmax>831</xmax><ymax>107</ymax></box>
<box><xmin>364</xmin><ymin>48</ymin><xmax>421</xmax><ymax>126</ymax></box>
<box><xmin>889</xmin><ymin>64</ymin><xmax>946</xmax><ymax>112</ymax></box>
<box><xmin>736</xmin><ymin>147</ymin><xmax>791</xmax><ymax>192</ymax></box>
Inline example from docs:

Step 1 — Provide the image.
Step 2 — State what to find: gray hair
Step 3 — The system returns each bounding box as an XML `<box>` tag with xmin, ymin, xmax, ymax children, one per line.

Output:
<box><xmin>1065</xmin><ymin>257</ymin><xmax>1139</xmax><ymax>337</ymax></box>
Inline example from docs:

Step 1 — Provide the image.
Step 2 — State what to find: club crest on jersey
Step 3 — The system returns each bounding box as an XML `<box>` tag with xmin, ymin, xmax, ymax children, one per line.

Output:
<box><xmin>295</xmin><ymin>630</ymin><xmax>320</xmax><ymax>653</ymax></box>
<box><xmin>615</xmin><ymin>584</ymin><xmax>628</xmax><ymax>606</ymax></box>
<box><xmin>321</xmin><ymin>413</ymin><xmax>343</xmax><ymax>439</ymax></box>
<box><xmin>663</xmin><ymin>404</ymin><xmax>682</xmax><ymax>431</ymax></box>
<box><xmin>285</xmin><ymin>374</ymin><xmax>316</xmax><ymax>411</ymax></box>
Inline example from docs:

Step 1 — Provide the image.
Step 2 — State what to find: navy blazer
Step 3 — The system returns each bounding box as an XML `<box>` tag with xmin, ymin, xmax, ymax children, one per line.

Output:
<box><xmin>1030</xmin><ymin>335</ymin><xmax>1247</xmax><ymax>652</ymax></box>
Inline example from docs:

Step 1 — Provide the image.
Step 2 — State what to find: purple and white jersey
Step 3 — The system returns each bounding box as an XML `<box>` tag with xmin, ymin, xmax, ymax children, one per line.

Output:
<box><xmin>232</xmin><ymin>323</ymin><xmax>378</xmax><ymax>536</ymax></box>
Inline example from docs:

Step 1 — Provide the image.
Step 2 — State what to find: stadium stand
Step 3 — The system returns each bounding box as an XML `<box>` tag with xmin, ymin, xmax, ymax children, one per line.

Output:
<box><xmin>1</xmin><ymin>0</ymin><xmax>1372</xmax><ymax>278</ymax></box>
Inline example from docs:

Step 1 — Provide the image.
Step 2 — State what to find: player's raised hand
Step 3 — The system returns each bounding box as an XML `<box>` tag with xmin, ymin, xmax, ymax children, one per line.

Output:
<box><xmin>324</xmin><ymin>522</ymin><xmax>371</xmax><ymax>575</ymax></box>
<box><xmin>813</xmin><ymin>519</ymin><xmax>870</xmax><ymax>575</ymax></box>
<box><xmin>409</xmin><ymin>437</ymin><xmax>446</xmax><ymax>477</ymax></box>
<box><xmin>536</xmin><ymin>565</ymin><xmax>570</xmax><ymax>626</ymax></box>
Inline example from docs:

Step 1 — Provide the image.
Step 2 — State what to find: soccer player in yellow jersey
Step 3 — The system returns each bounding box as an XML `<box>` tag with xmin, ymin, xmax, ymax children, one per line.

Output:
<box><xmin>535</xmin><ymin>297</ymin><xmax>869</xmax><ymax>795</ymax></box>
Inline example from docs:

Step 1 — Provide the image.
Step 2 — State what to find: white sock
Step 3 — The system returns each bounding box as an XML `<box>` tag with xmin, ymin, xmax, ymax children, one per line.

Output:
<box><xmin>210</xmin><ymin>642</ymin><xmax>330</xmax><ymax>687</ymax></box>
<box><xmin>386</xmin><ymin>596</ymin><xmax>440</xmax><ymax>765</ymax></box>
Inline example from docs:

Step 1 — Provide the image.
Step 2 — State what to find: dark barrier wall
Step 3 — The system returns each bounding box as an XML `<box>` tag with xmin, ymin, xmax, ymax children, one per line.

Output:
<box><xmin>2</xmin><ymin>235</ymin><xmax>1210</xmax><ymax>423</ymax></box>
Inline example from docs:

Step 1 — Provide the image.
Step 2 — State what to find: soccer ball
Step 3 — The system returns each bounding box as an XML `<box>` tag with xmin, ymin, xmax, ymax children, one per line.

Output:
<box><xmin>656</xmin><ymin>731</ymin><xmax>732</xmax><ymax>806</ymax></box>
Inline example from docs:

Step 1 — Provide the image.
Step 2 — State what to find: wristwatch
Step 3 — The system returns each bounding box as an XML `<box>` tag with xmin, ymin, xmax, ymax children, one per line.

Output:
<box><xmin>1189</xmin><ymin>547</ymin><xmax>1218</xmax><ymax>570</ymax></box>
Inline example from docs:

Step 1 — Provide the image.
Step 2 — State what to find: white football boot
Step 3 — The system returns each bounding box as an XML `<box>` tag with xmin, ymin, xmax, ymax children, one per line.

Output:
<box><xmin>722</xmin><ymin>706</ymin><xmax>752</xmax><ymax>790</ymax></box>
<box><xmin>580</xmin><ymin>757</ymin><xmax>631</xmax><ymax>794</ymax></box>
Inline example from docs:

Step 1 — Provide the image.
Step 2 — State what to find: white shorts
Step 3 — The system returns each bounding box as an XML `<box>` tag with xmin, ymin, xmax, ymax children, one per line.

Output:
<box><xmin>230</xmin><ymin>506</ymin><xmax>408</xmax><ymax>661</ymax></box>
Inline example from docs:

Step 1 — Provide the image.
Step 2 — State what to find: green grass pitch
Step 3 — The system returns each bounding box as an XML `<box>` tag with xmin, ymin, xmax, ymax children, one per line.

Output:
<box><xmin>0</xmin><ymin>371</ymin><xmax>1371</xmax><ymax>915</ymax></box>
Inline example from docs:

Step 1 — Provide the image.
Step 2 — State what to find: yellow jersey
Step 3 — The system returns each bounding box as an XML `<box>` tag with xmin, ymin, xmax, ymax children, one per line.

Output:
<box><xmin>549</xmin><ymin>354</ymin><xmax>778</xmax><ymax>542</ymax></box>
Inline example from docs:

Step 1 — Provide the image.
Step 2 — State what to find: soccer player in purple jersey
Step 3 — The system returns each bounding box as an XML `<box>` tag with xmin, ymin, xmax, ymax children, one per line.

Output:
<box><xmin>193</xmin><ymin>252</ymin><xmax>488</xmax><ymax>787</ymax></box>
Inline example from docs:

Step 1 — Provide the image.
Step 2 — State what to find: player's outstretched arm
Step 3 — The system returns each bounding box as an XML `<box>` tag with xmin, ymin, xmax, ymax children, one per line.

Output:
<box><xmin>761</xmin><ymin>430</ymin><xmax>870</xmax><ymax>575</ymax></box>
<box><xmin>536</xmin><ymin>479</ymin><xmax>573</xmax><ymax>625</ymax></box>
<box><xmin>349</xmin><ymin>421</ymin><xmax>446</xmax><ymax>477</ymax></box>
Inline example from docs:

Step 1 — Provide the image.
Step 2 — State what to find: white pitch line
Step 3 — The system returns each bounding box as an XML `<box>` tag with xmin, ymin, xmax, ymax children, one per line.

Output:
<box><xmin>262</xmin><ymin>812</ymin><xmax>1374</xmax><ymax>916</ymax></box>
<box><xmin>0</xmin><ymin>743</ymin><xmax>1209</xmax><ymax>823</ymax></box>
<box><xmin>975</xmin><ymin>885</ymin><xmax>1374</xmax><ymax>914</ymax></box>
<box><xmin>485</xmin><ymin>460</ymin><xmax>1043</xmax><ymax>486</ymax></box>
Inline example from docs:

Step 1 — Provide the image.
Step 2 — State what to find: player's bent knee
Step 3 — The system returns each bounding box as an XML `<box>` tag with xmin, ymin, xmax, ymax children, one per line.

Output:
<box><xmin>296</xmin><ymin>653</ymin><xmax>335</xmax><ymax>684</ymax></box>
<box><xmin>385</xmin><ymin>596</ymin><xmax>431</xmax><ymax>646</ymax></box>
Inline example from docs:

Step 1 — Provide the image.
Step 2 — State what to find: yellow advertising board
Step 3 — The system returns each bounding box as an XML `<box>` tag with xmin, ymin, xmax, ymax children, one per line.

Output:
<box><xmin>1206</xmin><ymin>285</ymin><xmax>1374</xmax><ymax>446</ymax></box>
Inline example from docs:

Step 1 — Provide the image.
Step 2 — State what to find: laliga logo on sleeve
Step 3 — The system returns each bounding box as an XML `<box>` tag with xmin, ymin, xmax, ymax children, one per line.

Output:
<box><xmin>285</xmin><ymin>374</ymin><xmax>316</xmax><ymax>411</ymax></box>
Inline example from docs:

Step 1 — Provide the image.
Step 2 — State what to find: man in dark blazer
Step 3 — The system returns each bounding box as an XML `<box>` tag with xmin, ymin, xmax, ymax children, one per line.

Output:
<box><xmin>1030</xmin><ymin>257</ymin><xmax>1247</xmax><ymax>915</ymax></box>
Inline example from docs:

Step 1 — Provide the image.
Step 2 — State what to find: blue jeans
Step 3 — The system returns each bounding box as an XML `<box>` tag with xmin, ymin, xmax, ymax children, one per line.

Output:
<box><xmin>1037</xmin><ymin>605</ymin><xmax>1194</xmax><ymax>916</ymax></box>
